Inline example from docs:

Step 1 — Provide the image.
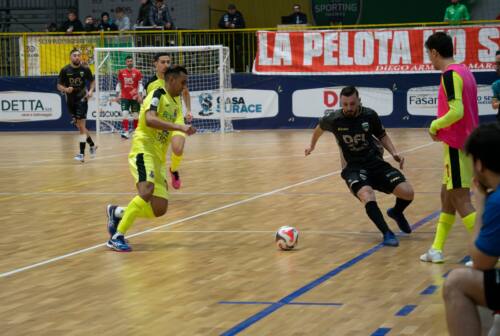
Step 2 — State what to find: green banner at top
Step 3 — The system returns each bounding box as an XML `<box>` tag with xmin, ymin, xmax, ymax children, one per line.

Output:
<box><xmin>312</xmin><ymin>0</ymin><xmax>363</xmax><ymax>25</ymax></box>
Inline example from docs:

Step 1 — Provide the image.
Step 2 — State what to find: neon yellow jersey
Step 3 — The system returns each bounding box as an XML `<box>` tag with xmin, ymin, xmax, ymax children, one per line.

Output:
<box><xmin>145</xmin><ymin>75</ymin><xmax>165</xmax><ymax>95</ymax></box>
<box><xmin>131</xmin><ymin>88</ymin><xmax>182</xmax><ymax>161</ymax></box>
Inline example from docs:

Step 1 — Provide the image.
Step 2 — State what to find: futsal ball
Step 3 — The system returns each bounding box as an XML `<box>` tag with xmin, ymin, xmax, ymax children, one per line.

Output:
<box><xmin>275</xmin><ymin>226</ymin><xmax>299</xmax><ymax>250</ymax></box>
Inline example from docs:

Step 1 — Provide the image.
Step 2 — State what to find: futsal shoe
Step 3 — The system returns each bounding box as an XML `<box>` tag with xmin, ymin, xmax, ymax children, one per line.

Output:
<box><xmin>89</xmin><ymin>146</ymin><xmax>98</xmax><ymax>158</ymax></box>
<box><xmin>420</xmin><ymin>248</ymin><xmax>444</xmax><ymax>263</ymax></box>
<box><xmin>74</xmin><ymin>153</ymin><xmax>84</xmax><ymax>162</ymax></box>
<box><xmin>387</xmin><ymin>208</ymin><xmax>412</xmax><ymax>234</ymax></box>
<box><xmin>382</xmin><ymin>231</ymin><xmax>399</xmax><ymax>247</ymax></box>
<box><xmin>120</xmin><ymin>131</ymin><xmax>130</xmax><ymax>139</ymax></box>
<box><xmin>106</xmin><ymin>235</ymin><xmax>131</xmax><ymax>252</ymax></box>
<box><xmin>169</xmin><ymin>168</ymin><xmax>181</xmax><ymax>189</ymax></box>
<box><xmin>106</xmin><ymin>204</ymin><xmax>120</xmax><ymax>237</ymax></box>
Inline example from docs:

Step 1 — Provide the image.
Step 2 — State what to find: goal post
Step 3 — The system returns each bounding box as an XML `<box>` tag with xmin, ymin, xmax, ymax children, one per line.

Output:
<box><xmin>92</xmin><ymin>45</ymin><xmax>232</xmax><ymax>143</ymax></box>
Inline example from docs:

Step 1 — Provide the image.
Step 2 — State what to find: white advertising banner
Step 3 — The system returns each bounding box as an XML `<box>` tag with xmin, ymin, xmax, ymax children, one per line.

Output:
<box><xmin>191</xmin><ymin>89</ymin><xmax>279</xmax><ymax>119</ymax></box>
<box><xmin>407</xmin><ymin>85</ymin><xmax>495</xmax><ymax>116</ymax></box>
<box><xmin>87</xmin><ymin>91</ymin><xmax>123</xmax><ymax>121</ymax></box>
<box><xmin>0</xmin><ymin>91</ymin><xmax>62</xmax><ymax>122</ymax></box>
<box><xmin>292</xmin><ymin>87</ymin><xmax>393</xmax><ymax>117</ymax></box>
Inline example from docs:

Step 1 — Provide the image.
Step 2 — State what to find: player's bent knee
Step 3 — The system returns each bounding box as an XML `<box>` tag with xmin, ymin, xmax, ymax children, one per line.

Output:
<box><xmin>151</xmin><ymin>198</ymin><xmax>168</xmax><ymax>217</ymax></box>
<box><xmin>357</xmin><ymin>187</ymin><xmax>375</xmax><ymax>203</ymax></box>
<box><xmin>399</xmin><ymin>182</ymin><xmax>414</xmax><ymax>200</ymax></box>
<box><xmin>444</xmin><ymin>268</ymin><xmax>474</xmax><ymax>300</ymax></box>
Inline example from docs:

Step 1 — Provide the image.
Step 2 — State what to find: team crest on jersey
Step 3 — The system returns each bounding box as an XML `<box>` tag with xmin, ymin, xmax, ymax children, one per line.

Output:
<box><xmin>149</xmin><ymin>170</ymin><xmax>155</xmax><ymax>178</ymax></box>
<box><xmin>80</xmin><ymin>71</ymin><xmax>84</xmax><ymax>77</ymax></box>
<box><xmin>362</xmin><ymin>122</ymin><xmax>369</xmax><ymax>132</ymax></box>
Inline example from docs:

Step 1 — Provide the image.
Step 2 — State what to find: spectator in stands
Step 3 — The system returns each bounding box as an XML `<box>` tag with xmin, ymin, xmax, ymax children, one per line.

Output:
<box><xmin>149</xmin><ymin>0</ymin><xmax>175</xmax><ymax>30</ymax></box>
<box><xmin>83</xmin><ymin>16</ymin><xmax>98</xmax><ymax>32</ymax></box>
<box><xmin>218</xmin><ymin>4</ymin><xmax>246</xmax><ymax>29</ymax></box>
<box><xmin>115</xmin><ymin>7</ymin><xmax>131</xmax><ymax>31</ymax></box>
<box><xmin>137</xmin><ymin>0</ymin><xmax>152</xmax><ymax>26</ymax></box>
<box><xmin>98</xmin><ymin>12</ymin><xmax>118</xmax><ymax>31</ymax></box>
<box><xmin>492</xmin><ymin>50</ymin><xmax>500</xmax><ymax>122</ymax></box>
<box><xmin>45</xmin><ymin>22</ymin><xmax>57</xmax><ymax>32</ymax></box>
<box><xmin>444</xmin><ymin>0</ymin><xmax>470</xmax><ymax>22</ymax></box>
<box><xmin>443</xmin><ymin>123</ymin><xmax>500</xmax><ymax>336</ymax></box>
<box><xmin>287</xmin><ymin>4</ymin><xmax>308</xmax><ymax>25</ymax></box>
<box><xmin>59</xmin><ymin>9</ymin><xmax>83</xmax><ymax>33</ymax></box>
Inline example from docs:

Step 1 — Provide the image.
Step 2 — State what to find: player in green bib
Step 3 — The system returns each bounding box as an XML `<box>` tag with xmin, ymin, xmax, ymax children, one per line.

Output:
<box><xmin>105</xmin><ymin>65</ymin><xmax>196</xmax><ymax>252</ymax></box>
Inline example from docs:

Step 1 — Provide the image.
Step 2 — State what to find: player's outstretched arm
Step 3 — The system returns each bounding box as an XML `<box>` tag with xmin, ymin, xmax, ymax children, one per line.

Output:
<box><xmin>379</xmin><ymin>134</ymin><xmax>404</xmax><ymax>169</ymax></box>
<box><xmin>305</xmin><ymin>125</ymin><xmax>324</xmax><ymax>156</ymax></box>
<box><xmin>145</xmin><ymin>110</ymin><xmax>196</xmax><ymax>135</ymax></box>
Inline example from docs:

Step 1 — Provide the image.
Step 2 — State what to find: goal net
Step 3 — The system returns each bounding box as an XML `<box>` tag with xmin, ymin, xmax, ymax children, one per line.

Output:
<box><xmin>93</xmin><ymin>45</ymin><xmax>232</xmax><ymax>139</ymax></box>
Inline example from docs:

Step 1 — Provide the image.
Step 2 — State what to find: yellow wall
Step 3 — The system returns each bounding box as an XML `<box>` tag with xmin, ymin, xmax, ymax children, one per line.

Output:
<box><xmin>209</xmin><ymin>0</ymin><xmax>313</xmax><ymax>29</ymax></box>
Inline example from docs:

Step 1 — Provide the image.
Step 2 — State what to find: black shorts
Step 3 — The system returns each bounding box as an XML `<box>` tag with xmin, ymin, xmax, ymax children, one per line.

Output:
<box><xmin>484</xmin><ymin>269</ymin><xmax>500</xmax><ymax>310</ymax></box>
<box><xmin>341</xmin><ymin>159</ymin><xmax>406</xmax><ymax>195</ymax></box>
<box><xmin>67</xmin><ymin>99</ymin><xmax>88</xmax><ymax>120</ymax></box>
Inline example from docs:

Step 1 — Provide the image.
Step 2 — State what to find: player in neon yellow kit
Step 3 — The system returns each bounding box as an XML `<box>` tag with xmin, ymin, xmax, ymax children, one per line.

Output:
<box><xmin>145</xmin><ymin>53</ymin><xmax>193</xmax><ymax>189</ymax></box>
<box><xmin>106</xmin><ymin>65</ymin><xmax>196</xmax><ymax>252</ymax></box>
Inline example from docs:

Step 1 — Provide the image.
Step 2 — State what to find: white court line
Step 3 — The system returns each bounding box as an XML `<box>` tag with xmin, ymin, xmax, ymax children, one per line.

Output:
<box><xmin>150</xmin><ymin>229</ymin><xmax>436</xmax><ymax>235</ymax></box>
<box><xmin>150</xmin><ymin>230</ymin><xmax>385</xmax><ymax>235</ymax></box>
<box><xmin>0</xmin><ymin>141</ymin><xmax>435</xmax><ymax>279</ymax></box>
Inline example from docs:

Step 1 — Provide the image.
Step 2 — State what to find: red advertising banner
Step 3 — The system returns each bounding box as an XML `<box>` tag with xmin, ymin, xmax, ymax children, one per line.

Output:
<box><xmin>253</xmin><ymin>25</ymin><xmax>500</xmax><ymax>75</ymax></box>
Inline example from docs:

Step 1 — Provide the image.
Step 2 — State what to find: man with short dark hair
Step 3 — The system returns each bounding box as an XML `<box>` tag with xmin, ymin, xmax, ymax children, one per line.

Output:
<box><xmin>59</xmin><ymin>9</ymin><xmax>83</xmax><ymax>33</ymax></box>
<box><xmin>305</xmin><ymin>86</ymin><xmax>415</xmax><ymax>247</ymax></box>
<box><xmin>97</xmin><ymin>12</ymin><xmax>118</xmax><ymax>31</ymax></box>
<box><xmin>57</xmin><ymin>49</ymin><xmax>96</xmax><ymax>162</ymax></box>
<box><xmin>491</xmin><ymin>50</ymin><xmax>500</xmax><ymax>122</ymax></box>
<box><xmin>420</xmin><ymin>31</ymin><xmax>479</xmax><ymax>263</ymax></box>
<box><xmin>149</xmin><ymin>0</ymin><xmax>174</xmax><ymax>30</ymax></box>
<box><xmin>443</xmin><ymin>123</ymin><xmax>500</xmax><ymax>336</ymax></box>
<box><xmin>218</xmin><ymin>4</ymin><xmax>245</xmax><ymax>29</ymax></box>
<box><xmin>105</xmin><ymin>65</ymin><xmax>196</xmax><ymax>252</ymax></box>
<box><xmin>83</xmin><ymin>16</ymin><xmax>97</xmax><ymax>32</ymax></box>
<box><xmin>288</xmin><ymin>4</ymin><xmax>307</xmax><ymax>24</ymax></box>
<box><xmin>144</xmin><ymin>53</ymin><xmax>193</xmax><ymax>189</ymax></box>
<box><xmin>114</xmin><ymin>55</ymin><xmax>143</xmax><ymax>139</ymax></box>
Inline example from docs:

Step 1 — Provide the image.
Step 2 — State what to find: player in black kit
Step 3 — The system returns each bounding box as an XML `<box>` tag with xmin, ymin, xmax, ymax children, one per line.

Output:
<box><xmin>57</xmin><ymin>48</ymin><xmax>96</xmax><ymax>162</ymax></box>
<box><xmin>305</xmin><ymin>86</ymin><xmax>415</xmax><ymax>246</ymax></box>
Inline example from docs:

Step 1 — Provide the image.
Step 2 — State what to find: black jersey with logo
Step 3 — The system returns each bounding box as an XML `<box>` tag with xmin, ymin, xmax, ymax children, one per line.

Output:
<box><xmin>319</xmin><ymin>106</ymin><xmax>386</xmax><ymax>164</ymax></box>
<box><xmin>58</xmin><ymin>64</ymin><xmax>94</xmax><ymax>102</ymax></box>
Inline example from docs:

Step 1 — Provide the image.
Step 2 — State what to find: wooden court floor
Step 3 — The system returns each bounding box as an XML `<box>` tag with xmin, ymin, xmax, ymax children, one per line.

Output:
<box><xmin>0</xmin><ymin>129</ymin><xmax>481</xmax><ymax>335</ymax></box>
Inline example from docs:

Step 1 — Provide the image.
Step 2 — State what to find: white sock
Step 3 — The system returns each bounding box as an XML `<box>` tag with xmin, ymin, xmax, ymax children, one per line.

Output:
<box><xmin>114</xmin><ymin>206</ymin><xmax>126</xmax><ymax>218</ymax></box>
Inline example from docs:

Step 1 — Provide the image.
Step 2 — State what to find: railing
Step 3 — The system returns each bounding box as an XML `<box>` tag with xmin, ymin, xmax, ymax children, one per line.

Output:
<box><xmin>0</xmin><ymin>20</ymin><xmax>497</xmax><ymax>77</ymax></box>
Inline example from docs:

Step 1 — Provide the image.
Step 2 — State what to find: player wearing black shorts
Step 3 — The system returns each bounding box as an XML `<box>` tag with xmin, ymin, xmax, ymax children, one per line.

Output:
<box><xmin>305</xmin><ymin>86</ymin><xmax>415</xmax><ymax>246</ymax></box>
<box><xmin>57</xmin><ymin>48</ymin><xmax>96</xmax><ymax>163</ymax></box>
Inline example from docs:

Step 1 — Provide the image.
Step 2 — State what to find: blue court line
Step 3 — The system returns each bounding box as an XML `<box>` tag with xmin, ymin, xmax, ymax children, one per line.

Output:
<box><xmin>420</xmin><ymin>285</ymin><xmax>438</xmax><ymax>295</ymax></box>
<box><xmin>288</xmin><ymin>302</ymin><xmax>343</xmax><ymax>306</ymax></box>
<box><xmin>371</xmin><ymin>327</ymin><xmax>391</xmax><ymax>336</ymax></box>
<box><xmin>220</xmin><ymin>210</ymin><xmax>440</xmax><ymax>336</ymax></box>
<box><xmin>219</xmin><ymin>301</ymin><xmax>343</xmax><ymax>306</ymax></box>
<box><xmin>395</xmin><ymin>304</ymin><xmax>417</xmax><ymax>316</ymax></box>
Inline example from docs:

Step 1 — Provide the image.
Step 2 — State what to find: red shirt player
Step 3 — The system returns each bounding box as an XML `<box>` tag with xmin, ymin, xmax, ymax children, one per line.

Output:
<box><xmin>115</xmin><ymin>56</ymin><xmax>143</xmax><ymax>138</ymax></box>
